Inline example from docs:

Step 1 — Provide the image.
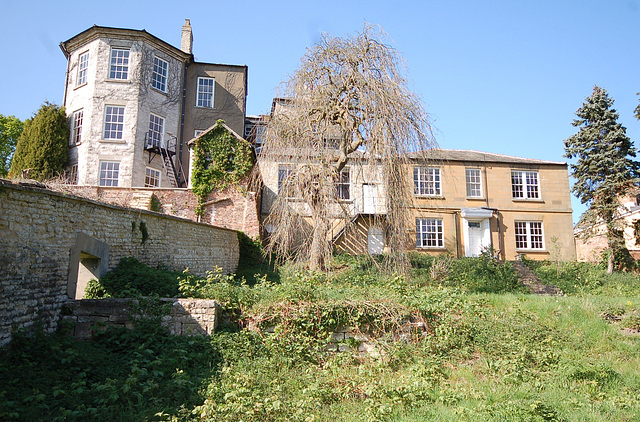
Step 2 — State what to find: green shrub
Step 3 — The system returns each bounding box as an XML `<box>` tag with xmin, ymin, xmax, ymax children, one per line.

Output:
<box><xmin>0</xmin><ymin>325</ymin><xmax>220</xmax><ymax>421</ymax></box>
<box><xmin>85</xmin><ymin>257</ymin><xmax>182</xmax><ymax>298</ymax></box>
<box><xmin>531</xmin><ymin>260</ymin><xmax>640</xmax><ymax>296</ymax></box>
<box><xmin>179</xmin><ymin>266</ymin><xmax>258</xmax><ymax>312</ymax></box>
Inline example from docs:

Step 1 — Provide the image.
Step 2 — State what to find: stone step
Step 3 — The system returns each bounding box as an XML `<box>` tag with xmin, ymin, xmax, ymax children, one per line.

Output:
<box><xmin>510</xmin><ymin>260</ymin><xmax>564</xmax><ymax>296</ymax></box>
<box><xmin>129</xmin><ymin>191</ymin><xmax>154</xmax><ymax>210</ymax></box>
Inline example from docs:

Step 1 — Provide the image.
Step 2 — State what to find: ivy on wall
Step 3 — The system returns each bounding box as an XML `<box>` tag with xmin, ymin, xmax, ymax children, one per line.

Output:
<box><xmin>191</xmin><ymin>120</ymin><xmax>253</xmax><ymax>215</ymax></box>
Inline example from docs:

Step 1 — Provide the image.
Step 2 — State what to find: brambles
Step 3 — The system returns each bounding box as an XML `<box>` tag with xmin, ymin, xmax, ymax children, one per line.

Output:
<box><xmin>84</xmin><ymin>257</ymin><xmax>182</xmax><ymax>298</ymax></box>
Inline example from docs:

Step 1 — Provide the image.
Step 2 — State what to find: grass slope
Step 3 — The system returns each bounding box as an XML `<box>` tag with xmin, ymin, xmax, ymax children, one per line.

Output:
<box><xmin>2</xmin><ymin>254</ymin><xmax>640</xmax><ymax>421</ymax></box>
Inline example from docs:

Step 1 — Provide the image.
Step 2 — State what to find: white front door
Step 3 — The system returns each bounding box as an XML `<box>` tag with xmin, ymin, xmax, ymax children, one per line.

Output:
<box><xmin>362</xmin><ymin>184</ymin><xmax>377</xmax><ymax>214</ymax></box>
<box><xmin>464</xmin><ymin>219</ymin><xmax>491</xmax><ymax>257</ymax></box>
<box><xmin>368</xmin><ymin>226</ymin><xmax>384</xmax><ymax>255</ymax></box>
<box><xmin>468</xmin><ymin>221</ymin><xmax>484</xmax><ymax>256</ymax></box>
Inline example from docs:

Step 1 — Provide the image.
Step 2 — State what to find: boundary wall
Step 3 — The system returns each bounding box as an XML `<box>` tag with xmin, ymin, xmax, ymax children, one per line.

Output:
<box><xmin>0</xmin><ymin>179</ymin><xmax>238</xmax><ymax>346</ymax></box>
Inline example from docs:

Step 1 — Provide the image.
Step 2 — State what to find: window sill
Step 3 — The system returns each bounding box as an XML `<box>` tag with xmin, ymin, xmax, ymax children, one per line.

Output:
<box><xmin>515</xmin><ymin>249</ymin><xmax>547</xmax><ymax>253</ymax></box>
<box><xmin>151</xmin><ymin>87</ymin><xmax>168</xmax><ymax>96</ymax></box>
<box><xmin>105</xmin><ymin>79</ymin><xmax>131</xmax><ymax>84</ymax></box>
<box><xmin>415</xmin><ymin>195</ymin><xmax>444</xmax><ymax>199</ymax></box>
<box><xmin>466</xmin><ymin>196</ymin><xmax>485</xmax><ymax>201</ymax></box>
<box><xmin>512</xmin><ymin>198</ymin><xmax>544</xmax><ymax>203</ymax></box>
<box><xmin>194</xmin><ymin>106</ymin><xmax>216</xmax><ymax>110</ymax></box>
<box><xmin>73</xmin><ymin>82</ymin><xmax>87</xmax><ymax>90</ymax></box>
<box><xmin>100</xmin><ymin>139</ymin><xmax>126</xmax><ymax>144</ymax></box>
<box><xmin>416</xmin><ymin>246</ymin><xmax>446</xmax><ymax>250</ymax></box>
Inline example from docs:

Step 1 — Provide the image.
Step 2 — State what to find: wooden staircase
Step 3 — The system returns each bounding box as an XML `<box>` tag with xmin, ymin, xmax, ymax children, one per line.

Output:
<box><xmin>511</xmin><ymin>260</ymin><xmax>564</xmax><ymax>295</ymax></box>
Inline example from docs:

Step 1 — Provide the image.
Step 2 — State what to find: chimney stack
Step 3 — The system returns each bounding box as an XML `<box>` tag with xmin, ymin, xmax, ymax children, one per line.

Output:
<box><xmin>181</xmin><ymin>19</ymin><xmax>193</xmax><ymax>54</ymax></box>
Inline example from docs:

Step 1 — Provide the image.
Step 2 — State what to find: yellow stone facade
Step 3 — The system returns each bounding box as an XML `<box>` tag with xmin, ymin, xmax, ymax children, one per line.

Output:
<box><xmin>334</xmin><ymin>150</ymin><xmax>576</xmax><ymax>261</ymax></box>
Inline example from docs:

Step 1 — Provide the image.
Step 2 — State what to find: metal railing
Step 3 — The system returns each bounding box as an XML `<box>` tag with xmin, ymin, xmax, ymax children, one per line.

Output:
<box><xmin>144</xmin><ymin>132</ymin><xmax>177</xmax><ymax>155</ymax></box>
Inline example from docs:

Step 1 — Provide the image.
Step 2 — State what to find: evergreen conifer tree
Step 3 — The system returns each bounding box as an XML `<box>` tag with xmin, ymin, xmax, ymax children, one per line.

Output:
<box><xmin>564</xmin><ymin>86</ymin><xmax>640</xmax><ymax>273</ymax></box>
<box><xmin>8</xmin><ymin>102</ymin><xmax>69</xmax><ymax>181</ymax></box>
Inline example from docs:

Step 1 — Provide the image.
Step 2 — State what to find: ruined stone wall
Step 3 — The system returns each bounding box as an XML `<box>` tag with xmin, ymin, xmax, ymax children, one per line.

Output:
<box><xmin>61</xmin><ymin>298</ymin><xmax>220</xmax><ymax>338</ymax></box>
<box><xmin>0</xmin><ymin>179</ymin><xmax>239</xmax><ymax>346</ymax></box>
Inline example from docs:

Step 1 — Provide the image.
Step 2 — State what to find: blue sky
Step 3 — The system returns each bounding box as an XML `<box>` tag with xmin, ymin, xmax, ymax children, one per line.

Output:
<box><xmin>2</xmin><ymin>0</ymin><xmax>640</xmax><ymax>222</ymax></box>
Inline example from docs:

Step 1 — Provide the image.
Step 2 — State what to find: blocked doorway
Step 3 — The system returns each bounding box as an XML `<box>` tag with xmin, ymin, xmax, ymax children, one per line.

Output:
<box><xmin>67</xmin><ymin>233</ymin><xmax>109</xmax><ymax>299</ymax></box>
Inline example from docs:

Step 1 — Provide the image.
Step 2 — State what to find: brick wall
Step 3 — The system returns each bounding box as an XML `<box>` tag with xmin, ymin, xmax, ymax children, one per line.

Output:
<box><xmin>53</xmin><ymin>184</ymin><xmax>261</xmax><ymax>239</ymax></box>
<box><xmin>0</xmin><ymin>179</ymin><xmax>239</xmax><ymax>346</ymax></box>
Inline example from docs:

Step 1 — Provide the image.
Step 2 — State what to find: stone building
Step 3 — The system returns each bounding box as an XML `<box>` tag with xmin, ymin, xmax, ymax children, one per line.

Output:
<box><xmin>60</xmin><ymin>20</ymin><xmax>248</xmax><ymax>188</ymax></box>
<box><xmin>575</xmin><ymin>195</ymin><xmax>640</xmax><ymax>262</ymax></box>
<box><xmin>260</xmin><ymin>148</ymin><xmax>577</xmax><ymax>261</ymax></box>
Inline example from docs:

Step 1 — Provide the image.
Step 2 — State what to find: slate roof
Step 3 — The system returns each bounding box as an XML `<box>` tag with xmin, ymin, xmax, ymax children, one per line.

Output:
<box><xmin>411</xmin><ymin>149</ymin><xmax>566</xmax><ymax>165</ymax></box>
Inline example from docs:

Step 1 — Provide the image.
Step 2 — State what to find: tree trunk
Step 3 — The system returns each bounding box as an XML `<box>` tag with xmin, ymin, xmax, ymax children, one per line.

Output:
<box><xmin>309</xmin><ymin>227</ymin><xmax>326</xmax><ymax>271</ymax></box>
<box><xmin>308</xmin><ymin>195</ymin><xmax>328</xmax><ymax>272</ymax></box>
<box><xmin>607</xmin><ymin>248</ymin><xmax>614</xmax><ymax>274</ymax></box>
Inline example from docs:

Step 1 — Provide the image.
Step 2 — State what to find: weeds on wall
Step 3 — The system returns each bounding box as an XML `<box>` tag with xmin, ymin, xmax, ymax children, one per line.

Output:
<box><xmin>138</xmin><ymin>221</ymin><xmax>148</xmax><ymax>244</ymax></box>
<box><xmin>190</xmin><ymin>120</ymin><xmax>253</xmax><ymax>216</ymax></box>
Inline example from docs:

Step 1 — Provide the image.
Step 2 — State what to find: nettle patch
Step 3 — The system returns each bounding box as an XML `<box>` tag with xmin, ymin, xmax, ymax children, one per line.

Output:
<box><xmin>191</xmin><ymin>120</ymin><xmax>253</xmax><ymax>215</ymax></box>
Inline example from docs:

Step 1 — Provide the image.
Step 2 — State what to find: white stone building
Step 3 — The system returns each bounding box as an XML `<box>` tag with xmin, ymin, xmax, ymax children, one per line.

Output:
<box><xmin>60</xmin><ymin>20</ymin><xmax>247</xmax><ymax>188</ymax></box>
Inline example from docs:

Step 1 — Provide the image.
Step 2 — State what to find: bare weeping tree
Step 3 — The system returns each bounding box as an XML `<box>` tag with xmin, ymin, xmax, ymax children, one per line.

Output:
<box><xmin>260</xmin><ymin>25</ymin><xmax>435</xmax><ymax>271</ymax></box>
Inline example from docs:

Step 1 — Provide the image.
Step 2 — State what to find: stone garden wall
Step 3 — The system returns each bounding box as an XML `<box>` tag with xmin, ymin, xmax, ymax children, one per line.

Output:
<box><xmin>52</xmin><ymin>184</ymin><xmax>261</xmax><ymax>239</ymax></box>
<box><xmin>0</xmin><ymin>179</ymin><xmax>239</xmax><ymax>346</ymax></box>
<box><xmin>60</xmin><ymin>298</ymin><xmax>220</xmax><ymax>338</ymax></box>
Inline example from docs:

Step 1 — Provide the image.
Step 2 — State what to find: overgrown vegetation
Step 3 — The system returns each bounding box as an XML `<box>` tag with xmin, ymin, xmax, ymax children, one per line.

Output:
<box><xmin>4</xmin><ymin>254</ymin><xmax>640</xmax><ymax>421</ymax></box>
<box><xmin>0</xmin><ymin>322</ymin><xmax>220</xmax><ymax>421</ymax></box>
<box><xmin>524</xmin><ymin>258</ymin><xmax>640</xmax><ymax>297</ymax></box>
<box><xmin>190</xmin><ymin>120</ymin><xmax>253</xmax><ymax>216</ymax></box>
<box><xmin>85</xmin><ymin>257</ymin><xmax>183</xmax><ymax>298</ymax></box>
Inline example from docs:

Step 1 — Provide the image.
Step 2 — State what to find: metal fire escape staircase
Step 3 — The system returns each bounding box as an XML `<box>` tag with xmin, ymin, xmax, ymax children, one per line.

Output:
<box><xmin>144</xmin><ymin>133</ymin><xmax>186</xmax><ymax>188</ymax></box>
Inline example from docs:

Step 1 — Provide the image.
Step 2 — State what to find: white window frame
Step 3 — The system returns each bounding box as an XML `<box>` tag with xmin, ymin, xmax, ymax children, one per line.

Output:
<box><xmin>99</xmin><ymin>161</ymin><xmax>120</xmax><ymax>187</ymax></box>
<box><xmin>109</xmin><ymin>48</ymin><xmax>130</xmax><ymax>80</ymax></box>
<box><xmin>414</xmin><ymin>166</ymin><xmax>441</xmax><ymax>196</ymax></box>
<box><xmin>511</xmin><ymin>170</ymin><xmax>540</xmax><ymax>199</ymax></box>
<box><xmin>77</xmin><ymin>51</ymin><xmax>89</xmax><ymax>86</ymax></box>
<box><xmin>336</xmin><ymin>167</ymin><xmax>350</xmax><ymax>200</ymax></box>
<box><xmin>68</xmin><ymin>164</ymin><xmax>78</xmax><ymax>185</ymax></box>
<box><xmin>148</xmin><ymin>113</ymin><xmax>165</xmax><ymax>148</ymax></box>
<box><xmin>196</xmin><ymin>77</ymin><xmax>215</xmax><ymax>108</ymax></box>
<box><xmin>278</xmin><ymin>164</ymin><xmax>295</xmax><ymax>197</ymax></box>
<box><xmin>145</xmin><ymin>167</ymin><xmax>161</xmax><ymax>187</ymax></box>
<box><xmin>514</xmin><ymin>221</ymin><xmax>545</xmax><ymax>250</ymax></box>
<box><xmin>465</xmin><ymin>168</ymin><xmax>482</xmax><ymax>198</ymax></box>
<box><xmin>71</xmin><ymin>109</ymin><xmax>83</xmax><ymax>145</ymax></box>
<box><xmin>103</xmin><ymin>106</ymin><xmax>125</xmax><ymax>140</ymax></box>
<box><xmin>152</xmin><ymin>56</ymin><xmax>168</xmax><ymax>92</ymax></box>
<box><xmin>416</xmin><ymin>218</ymin><xmax>444</xmax><ymax>248</ymax></box>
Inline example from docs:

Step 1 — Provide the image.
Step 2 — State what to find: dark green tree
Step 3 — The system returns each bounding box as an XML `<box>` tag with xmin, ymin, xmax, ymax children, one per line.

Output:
<box><xmin>8</xmin><ymin>102</ymin><xmax>69</xmax><ymax>181</ymax></box>
<box><xmin>564</xmin><ymin>86</ymin><xmax>640</xmax><ymax>273</ymax></box>
<box><xmin>0</xmin><ymin>115</ymin><xmax>24</xmax><ymax>177</ymax></box>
